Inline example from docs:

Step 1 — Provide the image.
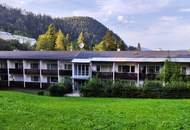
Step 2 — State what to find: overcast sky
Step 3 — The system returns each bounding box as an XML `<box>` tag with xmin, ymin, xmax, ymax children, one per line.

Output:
<box><xmin>0</xmin><ymin>0</ymin><xmax>190</xmax><ymax>50</ymax></box>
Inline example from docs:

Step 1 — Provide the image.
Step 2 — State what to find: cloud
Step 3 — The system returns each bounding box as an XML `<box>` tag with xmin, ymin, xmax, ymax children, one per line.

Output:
<box><xmin>120</xmin><ymin>16</ymin><xmax>190</xmax><ymax>50</ymax></box>
<box><xmin>179</xmin><ymin>8</ymin><xmax>190</xmax><ymax>12</ymax></box>
<box><xmin>0</xmin><ymin>0</ymin><xmax>25</xmax><ymax>8</ymax></box>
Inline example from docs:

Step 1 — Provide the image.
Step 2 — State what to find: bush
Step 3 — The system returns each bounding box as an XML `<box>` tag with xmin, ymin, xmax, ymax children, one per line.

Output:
<box><xmin>37</xmin><ymin>91</ymin><xmax>44</xmax><ymax>96</ymax></box>
<box><xmin>48</xmin><ymin>84</ymin><xmax>65</xmax><ymax>96</ymax></box>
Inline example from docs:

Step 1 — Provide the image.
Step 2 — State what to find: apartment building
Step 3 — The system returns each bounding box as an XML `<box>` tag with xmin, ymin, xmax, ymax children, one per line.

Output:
<box><xmin>0</xmin><ymin>51</ymin><xmax>190</xmax><ymax>92</ymax></box>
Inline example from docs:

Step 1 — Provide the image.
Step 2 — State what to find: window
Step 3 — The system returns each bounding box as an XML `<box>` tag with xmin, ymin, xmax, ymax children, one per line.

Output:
<box><xmin>97</xmin><ymin>65</ymin><xmax>101</xmax><ymax>72</ymax></box>
<box><xmin>31</xmin><ymin>63</ymin><xmax>39</xmax><ymax>69</ymax></box>
<box><xmin>0</xmin><ymin>75</ymin><xmax>7</xmax><ymax>80</ymax></box>
<box><xmin>64</xmin><ymin>64</ymin><xmax>72</xmax><ymax>70</ymax></box>
<box><xmin>155</xmin><ymin>66</ymin><xmax>160</xmax><ymax>73</ymax></box>
<box><xmin>0</xmin><ymin>62</ymin><xmax>6</xmax><ymax>69</ymax></box>
<box><xmin>182</xmin><ymin>67</ymin><xmax>186</xmax><ymax>75</ymax></box>
<box><xmin>123</xmin><ymin>66</ymin><xmax>130</xmax><ymax>73</ymax></box>
<box><xmin>47</xmin><ymin>76</ymin><xmax>58</xmax><ymax>83</ymax></box>
<box><xmin>47</xmin><ymin>63</ymin><xmax>57</xmax><ymax>70</ymax></box>
<box><xmin>75</xmin><ymin>64</ymin><xmax>89</xmax><ymax>76</ymax></box>
<box><xmin>15</xmin><ymin>62</ymin><xmax>23</xmax><ymax>69</ymax></box>
<box><xmin>118</xmin><ymin>65</ymin><xmax>134</xmax><ymax>73</ymax></box>
<box><xmin>31</xmin><ymin>76</ymin><xmax>39</xmax><ymax>82</ymax></box>
<box><xmin>148</xmin><ymin>66</ymin><xmax>155</xmax><ymax>74</ymax></box>
<box><xmin>131</xmin><ymin>66</ymin><xmax>135</xmax><ymax>73</ymax></box>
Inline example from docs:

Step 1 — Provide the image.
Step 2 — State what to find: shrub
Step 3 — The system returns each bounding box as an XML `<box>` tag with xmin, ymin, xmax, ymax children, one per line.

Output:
<box><xmin>37</xmin><ymin>91</ymin><xmax>44</xmax><ymax>96</ymax></box>
<box><xmin>48</xmin><ymin>83</ymin><xmax>65</xmax><ymax>96</ymax></box>
<box><xmin>80</xmin><ymin>78</ymin><xmax>105</xmax><ymax>97</ymax></box>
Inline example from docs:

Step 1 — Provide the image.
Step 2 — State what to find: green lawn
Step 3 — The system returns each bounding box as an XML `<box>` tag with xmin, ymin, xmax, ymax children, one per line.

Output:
<box><xmin>0</xmin><ymin>91</ymin><xmax>190</xmax><ymax>130</ymax></box>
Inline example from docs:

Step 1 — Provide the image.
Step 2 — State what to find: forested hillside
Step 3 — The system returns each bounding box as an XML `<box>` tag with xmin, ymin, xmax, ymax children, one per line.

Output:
<box><xmin>0</xmin><ymin>4</ymin><xmax>129</xmax><ymax>48</ymax></box>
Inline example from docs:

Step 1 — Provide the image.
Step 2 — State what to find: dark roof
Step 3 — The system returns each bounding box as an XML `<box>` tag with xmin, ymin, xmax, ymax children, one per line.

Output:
<box><xmin>0</xmin><ymin>50</ymin><xmax>190</xmax><ymax>60</ymax></box>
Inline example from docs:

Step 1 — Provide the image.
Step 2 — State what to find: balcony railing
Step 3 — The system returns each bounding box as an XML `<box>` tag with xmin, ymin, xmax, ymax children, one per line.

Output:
<box><xmin>10</xmin><ymin>81</ymin><xmax>24</xmax><ymax>88</ymax></box>
<box><xmin>41</xmin><ymin>69</ymin><xmax>58</xmax><ymax>75</ymax></box>
<box><xmin>59</xmin><ymin>70</ymin><xmax>72</xmax><ymax>76</ymax></box>
<box><xmin>25</xmin><ymin>69</ymin><xmax>40</xmax><ymax>75</ymax></box>
<box><xmin>0</xmin><ymin>81</ymin><xmax>8</xmax><ymax>87</ymax></box>
<box><xmin>140</xmin><ymin>73</ymin><xmax>159</xmax><ymax>80</ymax></box>
<box><xmin>115</xmin><ymin>72</ymin><xmax>137</xmax><ymax>80</ymax></box>
<box><xmin>25</xmin><ymin>82</ymin><xmax>41</xmax><ymax>89</ymax></box>
<box><xmin>92</xmin><ymin>72</ymin><xmax>113</xmax><ymax>79</ymax></box>
<box><xmin>9</xmin><ymin>69</ymin><xmax>23</xmax><ymax>74</ymax></box>
<box><xmin>0</xmin><ymin>69</ymin><xmax>8</xmax><ymax>74</ymax></box>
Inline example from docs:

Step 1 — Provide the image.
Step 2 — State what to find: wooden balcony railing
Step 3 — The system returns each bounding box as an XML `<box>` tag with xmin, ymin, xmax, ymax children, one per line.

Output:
<box><xmin>0</xmin><ymin>69</ymin><xmax>8</xmax><ymax>74</ymax></box>
<box><xmin>10</xmin><ymin>81</ymin><xmax>24</xmax><ymax>88</ymax></box>
<box><xmin>25</xmin><ymin>82</ymin><xmax>41</xmax><ymax>89</ymax></box>
<box><xmin>41</xmin><ymin>69</ymin><xmax>58</xmax><ymax>75</ymax></box>
<box><xmin>115</xmin><ymin>72</ymin><xmax>137</xmax><ymax>80</ymax></box>
<box><xmin>9</xmin><ymin>69</ymin><xmax>23</xmax><ymax>74</ymax></box>
<box><xmin>140</xmin><ymin>73</ymin><xmax>160</xmax><ymax>80</ymax></box>
<box><xmin>25</xmin><ymin>69</ymin><xmax>40</xmax><ymax>75</ymax></box>
<box><xmin>59</xmin><ymin>70</ymin><xmax>72</xmax><ymax>76</ymax></box>
<box><xmin>92</xmin><ymin>72</ymin><xmax>113</xmax><ymax>79</ymax></box>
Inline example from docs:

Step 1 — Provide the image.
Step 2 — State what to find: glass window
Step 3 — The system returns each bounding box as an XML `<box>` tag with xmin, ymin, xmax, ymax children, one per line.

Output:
<box><xmin>97</xmin><ymin>65</ymin><xmax>101</xmax><ymax>72</ymax></box>
<box><xmin>182</xmin><ymin>67</ymin><xmax>186</xmax><ymax>75</ymax></box>
<box><xmin>64</xmin><ymin>64</ymin><xmax>72</xmax><ymax>70</ymax></box>
<box><xmin>31</xmin><ymin>76</ymin><xmax>39</xmax><ymax>82</ymax></box>
<box><xmin>0</xmin><ymin>62</ymin><xmax>7</xmax><ymax>69</ymax></box>
<box><xmin>15</xmin><ymin>62</ymin><xmax>23</xmax><ymax>69</ymax></box>
<box><xmin>118</xmin><ymin>65</ymin><xmax>122</xmax><ymax>72</ymax></box>
<box><xmin>31</xmin><ymin>63</ymin><xmax>39</xmax><ymax>69</ymax></box>
<box><xmin>0</xmin><ymin>75</ymin><xmax>7</xmax><ymax>80</ymax></box>
<box><xmin>85</xmin><ymin>65</ymin><xmax>89</xmax><ymax>75</ymax></box>
<box><xmin>148</xmin><ymin>66</ymin><xmax>155</xmax><ymax>74</ymax></box>
<box><xmin>123</xmin><ymin>66</ymin><xmax>130</xmax><ymax>73</ymax></box>
<box><xmin>155</xmin><ymin>66</ymin><xmax>160</xmax><ymax>73</ymax></box>
<box><xmin>47</xmin><ymin>63</ymin><xmax>57</xmax><ymax>70</ymax></box>
<box><xmin>131</xmin><ymin>66</ymin><xmax>135</xmax><ymax>73</ymax></box>
<box><xmin>47</xmin><ymin>76</ymin><xmax>58</xmax><ymax>83</ymax></box>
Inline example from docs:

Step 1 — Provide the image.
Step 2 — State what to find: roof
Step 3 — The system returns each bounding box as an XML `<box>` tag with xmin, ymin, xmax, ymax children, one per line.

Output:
<box><xmin>0</xmin><ymin>50</ymin><xmax>190</xmax><ymax>60</ymax></box>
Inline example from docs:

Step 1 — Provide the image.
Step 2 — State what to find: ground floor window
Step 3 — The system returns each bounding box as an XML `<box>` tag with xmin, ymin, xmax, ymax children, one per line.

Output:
<box><xmin>31</xmin><ymin>75</ymin><xmax>40</xmax><ymax>82</ymax></box>
<box><xmin>47</xmin><ymin>76</ymin><xmax>58</xmax><ymax>83</ymax></box>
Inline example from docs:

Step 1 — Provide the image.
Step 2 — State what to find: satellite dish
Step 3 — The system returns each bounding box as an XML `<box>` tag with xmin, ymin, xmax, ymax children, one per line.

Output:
<box><xmin>79</xmin><ymin>42</ymin><xmax>84</xmax><ymax>49</ymax></box>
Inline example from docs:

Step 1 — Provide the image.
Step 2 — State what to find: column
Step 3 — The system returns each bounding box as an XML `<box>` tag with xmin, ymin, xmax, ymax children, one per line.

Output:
<box><xmin>39</xmin><ymin>60</ymin><xmax>42</xmax><ymax>89</ymax></box>
<box><xmin>137</xmin><ymin>63</ymin><xmax>140</xmax><ymax>86</ymax></box>
<box><xmin>7</xmin><ymin>60</ymin><xmax>10</xmax><ymax>87</ymax></box>
<box><xmin>57</xmin><ymin>60</ymin><xmax>60</xmax><ymax>83</ymax></box>
<box><xmin>112</xmin><ymin>62</ymin><xmax>115</xmax><ymax>83</ymax></box>
<box><xmin>23</xmin><ymin>60</ymin><xmax>26</xmax><ymax>88</ymax></box>
<box><xmin>72</xmin><ymin>63</ymin><xmax>75</xmax><ymax>92</ymax></box>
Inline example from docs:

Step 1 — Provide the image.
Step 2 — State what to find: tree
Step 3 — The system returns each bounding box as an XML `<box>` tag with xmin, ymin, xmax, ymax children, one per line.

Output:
<box><xmin>36</xmin><ymin>24</ymin><xmax>57</xmax><ymax>50</ymax></box>
<box><xmin>65</xmin><ymin>34</ymin><xmax>71</xmax><ymax>50</ymax></box>
<box><xmin>94</xmin><ymin>41</ymin><xmax>106</xmax><ymax>51</ymax></box>
<box><xmin>55</xmin><ymin>30</ymin><xmax>65</xmax><ymax>50</ymax></box>
<box><xmin>77</xmin><ymin>32</ymin><xmax>88</xmax><ymax>50</ymax></box>
<box><xmin>46</xmin><ymin>24</ymin><xmax>56</xmax><ymax>50</ymax></box>
<box><xmin>137</xmin><ymin>43</ymin><xmax>141</xmax><ymax>51</ymax></box>
<box><xmin>160</xmin><ymin>59</ymin><xmax>182</xmax><ymax>83</ymax></box>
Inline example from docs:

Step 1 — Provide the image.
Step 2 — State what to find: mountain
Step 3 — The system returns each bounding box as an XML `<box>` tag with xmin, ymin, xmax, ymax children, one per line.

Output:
<box><xmin>0</xmin><ymin>4</ymin><xmax>129</xmax><ymax>48</ymax></box>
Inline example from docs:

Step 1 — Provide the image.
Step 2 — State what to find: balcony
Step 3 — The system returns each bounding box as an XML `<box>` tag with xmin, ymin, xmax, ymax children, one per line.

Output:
<box><xmin>0</xmin><ymin>69</ymin><xmax>8</xmax><ymax>74</ymax></box>
<box><xmin>92</xmin><ymin>72</ymin><xmax>113</xmax><ymax>79</ymax></box>
<box><xmin>59</xmin><ymin>70</ymin><xmax>72</xmax><ymax>76</ymax></box>
<box><xmin>0</xmin><ymin>81</ymin><xmax>8</xmax><ymax>87</ymax></box>
<box><xmin>10</xmin><ymin>81</ymin><xmax>24</xmax><ymax>88</ymax></box>
<box><xmin>140</xmin><ymin>73</ymin><xmax>159</xmax><ymax>80</ymax></box>
<box><xmin>25</xmin><ymin>82</ymin><xmax>41</xmax><ymax>89</ymax></box>
<box><xmin>25</xmin><ymin>69</ymin><xmax>40</xmax><ymax>75</ymax></box>
<box><xmin>115</xmin><ymin>72</ymin><xmax>137</xmax><ymax>80</ymax></box>
<box><xmin>41</xmin><ymin>69</ymin><xmax>58</xmax><ymax>75</ymax></box>
<box><xmin>9</xmin><ymin>69</ymin><xmax>23</xmax><ymax>74</ymax></box>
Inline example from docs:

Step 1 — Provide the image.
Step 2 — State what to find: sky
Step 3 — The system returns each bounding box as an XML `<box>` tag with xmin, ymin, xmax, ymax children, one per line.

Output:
<box><xmin>0</xmin><ymin>0</ymin><xmax>190</xmax><ymax>50</ymax></box>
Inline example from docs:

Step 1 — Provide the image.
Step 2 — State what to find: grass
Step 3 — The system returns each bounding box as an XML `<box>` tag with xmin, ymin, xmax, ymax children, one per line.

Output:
<box><xmin>0</xmin><ymin>91</ymin><xmax>190</xmax><ymax>130</ymax></box>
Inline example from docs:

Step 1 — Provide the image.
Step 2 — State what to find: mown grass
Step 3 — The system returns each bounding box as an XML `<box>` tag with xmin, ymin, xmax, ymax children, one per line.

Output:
<box><xmin>0</xmin><ymin>91</ymin><xmax>190</xmax><ymax>130</ymax></box>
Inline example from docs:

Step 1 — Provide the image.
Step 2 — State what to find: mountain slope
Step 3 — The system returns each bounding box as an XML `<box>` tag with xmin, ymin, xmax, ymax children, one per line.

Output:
<box><xmin>0</xmin><ymin>4</ymin><xmax>126</xmax><ymax>47</ymax></box>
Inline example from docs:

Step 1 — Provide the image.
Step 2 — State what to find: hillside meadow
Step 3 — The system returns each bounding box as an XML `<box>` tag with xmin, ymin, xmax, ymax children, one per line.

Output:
<box><xmin>0</xmin><ymin>91</ymin><xmax>190</xmax><ymax>130</ymax></box>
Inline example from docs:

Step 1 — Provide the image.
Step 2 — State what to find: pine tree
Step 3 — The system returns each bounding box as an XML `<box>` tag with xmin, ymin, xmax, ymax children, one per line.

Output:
<box><xmin>46</xmin><ymin>24</ymin><xmax>57</xmax><ymax>50</ymax></box>
<box><xmin>65</xmin><ymin>34</ymin><xmax>71</xmax><ymax>50</ymax></box>
<box><xmin>55</xmin><ymin>30</ymin><xmax>65</xmax><ymax>50</ymax></box>
<box><xmin>77</xmin><ymin>32</ymin><xmax>88</xmax><ymax>50</ymax></box>
<box><xmin>137</xmin><ymin>43</ymin><xmax>141</xmax><ymax>51</ymax></box>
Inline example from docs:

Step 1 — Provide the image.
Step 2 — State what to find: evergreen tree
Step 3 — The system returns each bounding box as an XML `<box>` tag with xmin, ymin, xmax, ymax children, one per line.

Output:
<box><xmin>55</xmin><ymin>30</ymin><xmax>65</xmax><ymax>50</ymax></box>
<box><xmin>65</xmin><ymin>34</ymin><xmax>71</xmax><ymax>50</ymax></box>
<box><xmin>137</xmin><ymin>43</ymin><xmax>141</xmax><ymax>51</ymax></box>
<box><xmin>94</xmin><ymin>41</ymin><xmax>106</xmax><ymax>51</ymax></box>
<box><xmin>77</xmin><ymin>32</ymin><xmax>88</xmax><ymax>50</ymax></box>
